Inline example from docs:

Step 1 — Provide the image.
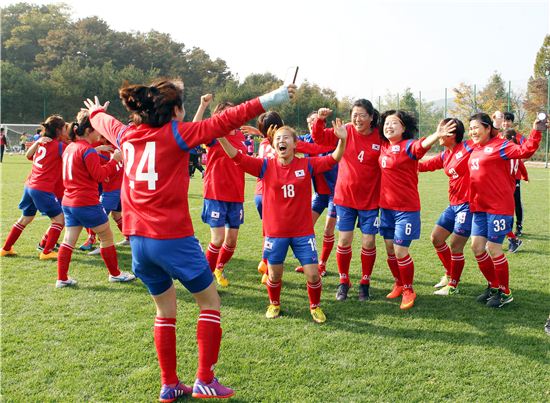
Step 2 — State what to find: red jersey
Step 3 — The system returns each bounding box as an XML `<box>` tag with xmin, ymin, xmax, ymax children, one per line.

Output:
<box><xmin>98</xmin><ymin>150</ymin><xmax>124</xmax><ymax>192</ymax></box>
<box><xmin>254</xmin><ymin>138</ymin><xmax>276</xmax><ymax>195</ymax></box>
<box><xmin>379</xmin><ymin>138</ymin><xmax>428</xmax><ymax>211</ymax></box>
<box><xmin>295</xmin><ymin>139</ymin><xmax>336</xmax><ymax>195</ymax></box>
<box><xmin>469</xmin><ymin>130</ymin><xmax>541</xmax><ymax>215</ymax></box>
<box><xmin>418</xmin><ymin>141</ymin><xmax>473</xmax><ymax>206</ymax></box>
<box><xmin>203</xmin><ymin>129</ymin><xmax>247</xmax><ymax>202</ymax></box>
<box><xmin>62</xmin><ymin>140</ymin><xmax>119</xmax><ymax>207</ymax></box>
<box><xmin>90</xmin><ymin>98</ymin><xmax>265</xmax><ymax>239</ymax></box>
<box><xmin>312</xmin><ymin>119</ymin><xmax>381</xmax><ymax>210</ymax></box>
<box><xmin>25</xmin><ymin>139</ymin><xmax>65</xmax><ymax>194</ymax></box>
<box><xmin>232</xmin><ymin>152</ymin><xmax>337</xmax><ymax>237</ymax></box>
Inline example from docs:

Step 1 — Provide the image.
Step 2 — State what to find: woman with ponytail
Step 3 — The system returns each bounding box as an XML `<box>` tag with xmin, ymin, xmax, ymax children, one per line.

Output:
<box><xmin>84</xmin><ymin>78</ymin><xmax>295</xmax><ymax>401</ymax></box>
<box><xmin>56</xmin><ymin>110</ymin><xmax>135</xmax><ymax>288</ymax></box>
<box><xmin>1</xmin><ymin>115</ymin><xmax>68</xmax><ymax>260</ymax></box>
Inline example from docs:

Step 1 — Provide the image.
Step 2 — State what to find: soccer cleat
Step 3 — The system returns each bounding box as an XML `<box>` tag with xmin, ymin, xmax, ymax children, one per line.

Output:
<box><xmin>265</xmin><ymin>304</ymin><xmax>281</xmax><ymax>319</ymax></box>
<box><xmin>56</xmin><ymin>278</ymin><xmax>77</xmax><ymax>288</ymax></box>
<box><xmin>88</xmin><ymin>248</ymin><xmax>101</xmax><ymax>255</ymax></box>
<box><xmin>116</xmin><ymin>239</ymin><xmax>130</xmax><ymax>246</ymax></box>
<box><xmin>386</xmin><ymin>283</ymin><xmax>403</xmax><ymax>299</ymax></box>
<box><xmin>79</xmin><ymin>238</ymin><xmax>95</xmax><ymax>251</ymax></box>
<box><xmin>39</xmin><ymin>251</ymin><xmax>58</xmax><ymax>260</ymax></box>
<box><xmin>434</xmin><ymin>275</ymin><xmax>450</xmax><ymax>288</ymax></box>
<box><xmin>260</xmin><ymin>273</ymin><xmax>268</xmax><ymax>285</ymax></box>
<box><xmin>192</xmin><ymin>377</ymin><xmax>234</xmax><ymax>399</ymax></box>
<box><xmin>335</xmin><ymin>283</ymin><xmax>350</xmax><ymax>301</ymax></box>
<box><xmin>1</xmin><ymin>247</ymin><xmax>17</xmax><ymax>257</ymax></box>
<box><xmin>37</xmin><ymin>243</ymin><xmax>59</xmax><ymax>252</ymax></box>
<box><xmin>294</xmin><ymin>266</ymin><xmax>304</xmax><ymax>273</ymax></box>
<box><xmin>486</xmin><ymin>290</ymin><xmax>513</xmax><ymax>308</ymax></box>
<box><xmin>358</xmin><ymin>283</ymin><xmax>370</xmax><ymax>301</ymax></box>
<box><xmin>515</xmin><ymin>225</ymin><xmax>523</xmax><ymax>237</ymax></box>
<box><xmin>476</xmin><ymin>286</ymin><xmax>499</xmax><ymax>303</ymax></box>
<box><xmin>310</xmin><ymin>306</ymin><xmax>326</xmax><ymax>323</ymax></box>
<box><xmin>213</xmin><ymin>268</ymin><xmax>229</xmax><ymax>287</ymax></box>
<box><xmin>400</xmin><ymin>289</ymin><xmax>417</xmax><ymax>310</ymax></box>
<box><xmin>508</xmin><ymin>238</ymin><xmax>523</xmax><ymax>254</ymax></box>
<box><xmin>257</xmin><ymin>260</ymin><xmax>267</xmax><ymax>275</ymax></box>
<box><xmin>318</xmin><ymin>263</ymin><xmax>327</xmax><ymax>277</ymax></box>
<box><xmin>159</xmin><ymin>381</ymin><xmax>192</xmax><ymax>402</ymax></box>
<box><xmin>109</xmin><ymin>271</ymin><xmax>136</xmax><ymax>283</ymax></box>
<box><xmin>434</xmin><ymin>285</ymin><xmax>459</xmax><ymax>296</ymax></box>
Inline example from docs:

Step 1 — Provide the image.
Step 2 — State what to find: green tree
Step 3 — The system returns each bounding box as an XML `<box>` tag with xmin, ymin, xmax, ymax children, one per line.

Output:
<box><xmin>478</xmin><ymin>72</ymin><xmax>507</xmax><ymax>114</ymax></box>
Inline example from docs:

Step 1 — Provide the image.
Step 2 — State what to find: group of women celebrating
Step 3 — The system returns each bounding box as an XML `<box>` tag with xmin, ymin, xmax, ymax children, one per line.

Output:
<box><xmin>1</xmin><ymin>75</ymin><xmax>544</xmax><ymax>401</ymax></box>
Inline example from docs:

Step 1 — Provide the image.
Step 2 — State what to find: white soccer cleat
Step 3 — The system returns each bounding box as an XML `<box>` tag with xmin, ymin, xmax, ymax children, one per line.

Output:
<box><xmin>88</xmin><ymin>248</ymin><xmax>101</xmax><ymax>255</ymax></box>
<box><xmin>109</xmin><ymin>271</ymin><xmax>136</xmax><ymax>283</ymax></box>
<box><xmin>433</xmin><ymin>275</ymin><xmax>449</xmax><ymax>288</ymax></box>
<box><xmin>56</xmin><ymin>278</ymin><xmax>78</xmax><ymax>288</ymax></box>
<box><xmin>116</xmin><ymin>239</ymin><xmax>130</xmax><ymax>246</ymax></box>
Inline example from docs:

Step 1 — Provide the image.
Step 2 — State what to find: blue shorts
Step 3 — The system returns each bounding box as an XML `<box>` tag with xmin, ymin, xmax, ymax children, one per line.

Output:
<box><xmin>130</xmin><ymin>236</ymin><xmax>213</xmax><ymax>295</ymax></box>
<box><xmin>263</xmin><ymin>235</ymin><xmax>318</xmax><ymax>266</ymax></box>
<box><xmin>18</xmin><ymin>187</ymin><xmax>62</xmax><ymax>218</ymax></box>
<box><xmin>312</xmin><ymin>193</ymin><xmax>337</xmax><ymax>218</ymax></box>
<box><xmin>100</xmin><ymin>190</ymin><xmax>121</xmax><ymax>215</ymax></box>
<box><xmin>201</xmin><ymin>199</ymin><xmax>244</xmax><ymax>229</ymax></box>
<box><xmin>379</xmin><ymin>208</ymin><xmax>421</xmax><ymax>247</ymax></box>
<box><xmin>471</xmin><ymin>212</ymin><xmax>513</xmax><ymax>244</ymax></box>
<box><xmin>62</xmin><ymin>204</ymin><xmax>109</xmax><ymax>228</ymax></box>
<box><xmin>435</xmin><ymin>203</ymin><xmax>473</xmax><ymax>237</ymax></box>
<box><xmin>336</xmin><ymin>205</ymin><xmax>379</xmax><ymax>234</ymax></box>
<box><xmin>254</xmin><ymin>194</ymin><xmax>263</xmax><ymax>219</ymax></box>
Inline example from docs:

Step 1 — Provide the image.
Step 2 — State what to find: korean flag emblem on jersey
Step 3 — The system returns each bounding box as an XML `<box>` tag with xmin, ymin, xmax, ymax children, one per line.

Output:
<box><xmin>391</xmin><ymin>145</ymin><xmax>400</xmax><ymax>153</ymax></box>
<box><xmin>484</xmin><ymin>146</ymin><xmax>493</xmax><ymax>153</ymax></box>
<box><xmin>211</xmin><ymin>211</ymin><xmax>220</xmax><ymax>219</ymax></box>
<box><xmin>264</xmin><ymin>240</ymin><xmax>273</xmax><ymax>250</ymax></box>
<box><xmin>372</xmin><ymin>144</ymin><xmax>380</xmax><ymax>151</ymax></box>
<box><xmin>455</xmin><ymin>151</ymin><xmax>463</xmax><ymax>160</ymax></box>
<box><xmin>295</xmin><ymin>169</ymin><xmax>305</xmax><ymax>178</ymax></box>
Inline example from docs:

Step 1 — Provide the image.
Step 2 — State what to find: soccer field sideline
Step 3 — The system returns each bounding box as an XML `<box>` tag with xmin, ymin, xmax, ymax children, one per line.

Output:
<box><xmin>1</xmin><ymin>156</ymin><xmax>549</xmax><ymax>402</ymax></box>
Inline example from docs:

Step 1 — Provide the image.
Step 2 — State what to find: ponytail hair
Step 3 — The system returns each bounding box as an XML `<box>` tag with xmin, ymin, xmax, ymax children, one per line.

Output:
<box><xmin>40</xmin><ymin>115</ymin><xmax>66</xmax><ymax>139</ymax></box>
<box><xmin>213</xmin><ymin>101</ymin><xmax>234</xmax><ymax>115</ymax></box>
<box><xmin>350</xmin><ymin>99</ymin><xmax>379</xmax><ymax>129</ymax></box>
<box><xmin>119</xmin><ymin>78</ymin><xmax>184</xmax><ymax>127</ymax></box>
<box><xmin>470</xmin><ymin>112</ymin><xmax>499</xmax><ymax>138</ymax></box>
<box><xmin>69</xmin><ymin>110</ymin><xmax>93</xmax><ymax>141</ymax></box>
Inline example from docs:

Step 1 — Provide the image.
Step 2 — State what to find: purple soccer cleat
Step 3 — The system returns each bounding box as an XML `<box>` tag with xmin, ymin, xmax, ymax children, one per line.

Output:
<box><xmin>159</xmin><ymin>381</ymin><xmax>192</xmax><ymax>402</ymax></box>
<box><xmin>192</xmin><ymin>377</ymin><xmax>234</xmax><ymax>399</ymax></box>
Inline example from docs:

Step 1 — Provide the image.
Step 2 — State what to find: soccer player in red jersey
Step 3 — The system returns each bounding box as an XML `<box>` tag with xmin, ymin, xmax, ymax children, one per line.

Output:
<box><xmin>193</xmin><ymin>96</ymin><xmax>248</xmax><ymax>288</ymax></box>
<box><xmin>217</xmin><ymin>123</ymin><xmax>347</xmax><ymax>323</ymax></box>
<box><xmin>1</xmin><ymin>115</ymin><xmax>68</xmax><ymax>260</ymax></box>
<box><xmin>378</xmin><ymin>111</ymin><xmax>456</xmax><ymax>310</ymax></box>
<box><xmin>311</xmin><ymin>100</ymin><xmax>382</xmax><ymax>302</ymax></box>
<box><xmin>56</xmin><ymin>111</ymin><xmax>135</xmax><ymax>288</ymax></box>
<box><xmin>418</xmin><ymin>118</ymin><xmax>473</xmax><ymax>295</ymax></box>
<box><xmin>85</xmin><ymin>79</ymin><xmax>296</xmax><ymax>401</ymax></box>
<box><xmin>468</xmin><ymin>113</ymin><xmax>543</xmax><ymax>308</ymax></box>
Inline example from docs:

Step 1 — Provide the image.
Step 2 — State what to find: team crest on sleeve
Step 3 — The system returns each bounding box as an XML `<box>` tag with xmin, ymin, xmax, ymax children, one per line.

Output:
<box><xmin>294</xmin><ymin>169</ymin><xmax>305</xmax><ymax>177</ymax></box>
<box><xmin>484</xmin><ymin>147</ymin><xmax>493</xmax><ymax>153</ymax></box>
<box><xmin>391</xmin><ymin>145</ymin><xmax>400</xmax><ymax>153</ymax></box>
<box><xmin>372</xmin><ymin>144</ymin><xmax>380</xmax><ymax>151</ymax></box>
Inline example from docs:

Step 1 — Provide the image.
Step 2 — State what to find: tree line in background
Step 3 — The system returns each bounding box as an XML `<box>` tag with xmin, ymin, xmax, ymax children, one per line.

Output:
<box><xmin>1</xmin><ymin>3</ymin><xmax>548</xmax><ymax>144</ymax></box>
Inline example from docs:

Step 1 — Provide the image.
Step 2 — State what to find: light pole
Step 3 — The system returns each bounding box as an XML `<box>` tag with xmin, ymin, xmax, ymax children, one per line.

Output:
<box><xmin>546</xmin><ymin>70</ymin><xmax>549</xmax><ymax>168</ymax></box>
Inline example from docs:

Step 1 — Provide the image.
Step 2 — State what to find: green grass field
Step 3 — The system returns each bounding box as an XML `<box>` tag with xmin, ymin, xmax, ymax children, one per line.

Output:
<box><xmin>1</xmin><ymin>154</ymin><xmax>549</xmax><ymax>402</ymax></box>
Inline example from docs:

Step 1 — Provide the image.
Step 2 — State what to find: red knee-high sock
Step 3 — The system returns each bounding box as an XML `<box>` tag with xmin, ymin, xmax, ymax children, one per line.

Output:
<box><xmin>196</xmin><ymin>310</ymin><xmax>222</xmax><ymax>384</ymax></box>
<box><xmin>266</xmin><ymin>279</ymin><xmax>282</xmax><ymax>306</ymax></box>
<box><xmin>397</xmin><ymin>254</ymin><xmax>415</xmax><ymax>290</ymax></box>
<box><xmin>360</xmin><ymin>247</ymin><xmax>376</xmax><ymax>285</ymax></box>
<box><xmin>99</xmin><ymin>245</ymin><xmax>121</xmax><ymax>276</ymax></box>
<box><xmin>43</xmin><ymin>223</ymin><xmax>63</xmax><ymax>254</ymax></box>
<box><xmin>154</xmin><ymin>317</ymin><xmax>178</xmax><ymax>386</ymax></box>
<box><xmin>336</xmin><ymin>245</ymin><xmax>352</xmax><ymax>285</ymax></box>
<box><xmin>216</xmin><ymin>243</ymin><xmax>235</xmax><ymax>270</ymax></box>
<box><xmin>435</xmin><ymin>243</ymin><xmax>451</xmax><ymax>276</ymax></box>
<box><xmin>475</xmin><ymin>252</ymin><xmax>498</xmax><ymax>288</ymax></box>
<box><xmin>307</xmin><ymin>280</ymin><xmax>322</xmax><ymax>309</ymax></box>
<box><xmin>387</xmin><ymin>253</ymin><xmax>402</xmax><ymax>286</ymax></box>
<box><xmin>506</xmin><ymin>231</ymin><xmax>516</xmax><ymax>239</ymax></box>
<box><xmin>3</xmin><ymin>222</ymin><xmax>26</xmax><ymax>250</ymax></box>
<box><xmin>114</xmin><ymin>217</ymin><xmax>123</xmax><ymax>234</ymax></box>
<box><xmin>206</xmin><ymin>243</ymin><xmax>221</xmax><ymax>272</ymax></box>
<box><xmin>449</xmin><ymin>253</ymin><xmax>465</xmax><ymax>287</ymax></box>
<box><xmin>85</xmin><ymin>228</ymin><xmax>96</xmax><ymax>242</ymax></box>
<box><xmin>320</xmin><ymin>234</ymin><xmax>335</xmax><ymax>264</ymax></box>
<box><xmin>57</xmin><ymin>243</ymin><xmax>73</xmax><ymax>281</ymax></box>
<box><xmin>492</xmin><ymin>254</ymin><xmax>510</xmax><ymax>294</ymax></box>
<box><xmin>39</xmin><ymin>231</ymin><xmax>48</xmax><ymax>249</ymax></box>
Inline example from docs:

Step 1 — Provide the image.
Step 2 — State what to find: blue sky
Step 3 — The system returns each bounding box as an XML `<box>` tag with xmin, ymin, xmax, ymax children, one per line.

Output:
<box><xmin>4</xmin><ymin>0</ymin><xmax>549</xmax><ymax>100</ymax></box>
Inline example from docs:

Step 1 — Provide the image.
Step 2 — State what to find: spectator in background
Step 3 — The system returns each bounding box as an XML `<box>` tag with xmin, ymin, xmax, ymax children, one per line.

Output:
<box><xmin>245</xmin><ymin>136</ymin><xmax>254</xmax><ymax>156</ymax></box>
<box><xmin>0</xmin><ymin>127</ymin><xmax>7</xmax><ymax>162</ymax></box>
<box><xmin>492</xmin><ymin>111</ymin><xmax>504</xmax><ymax>130</ymax></box>
<box><xmin>33</xmin><ymin>128</ymin><xmax>41</xmax><ymax>141</ymax></box>
<box><xmin>20</xmin><ymin>132</ymin><xmax>28</xmax><ymax>154</ymax></box>
<box><xmin>189</xmin><ymin>145</ymin><xmax>205</xmax><ymax>178</ymax></box>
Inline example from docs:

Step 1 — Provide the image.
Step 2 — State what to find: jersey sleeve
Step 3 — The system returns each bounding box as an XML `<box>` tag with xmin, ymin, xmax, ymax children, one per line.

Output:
<box><xmin>174</xmin><ymin>99</ymin><xmax>264</xmax><ymax>150</ymax></box>
<box><xmin>232</xmin><ymin>151</ymin><xmax>266</xmax><ymax>178</ymax></box>
<box><xmin>311</xmin><ymin>119</ymin><xmax>338</xmax><ymax>146</ymax></box>
<box><xmin>418</xmin><ymin>153</ymin><xmax>444</xmax><ymax>172</ymax></box>
<box><xmin>89</xmin><ymin>111</ymin><xmax>127</xmax><ymax>149</ymax></box>
<box><xmin>406</xmin><ymin>138</ymin><xmax>429</xmax><ymax>160</ymax></box>
<box><xmin>499</xmin><ymin>130</ymin><xmax>542</xmax><ymax>160</ymax></box>
<box><xmin>308</xmin><ymin>155</ymin><xmax>338</xmax><ymax>175</ymax></box>
<box><xmin>296</xmin><ymin>140</ymin><xmax>335</xmax><ymax>154</ymax></box>
<box><xmin>83</xmin><ymin>149</ymin><xmax>118</xmax><ymax>182</ymax></box>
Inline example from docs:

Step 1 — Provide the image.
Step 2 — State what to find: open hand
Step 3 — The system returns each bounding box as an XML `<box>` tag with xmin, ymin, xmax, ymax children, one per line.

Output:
<box><xmin>84</xmin><ymin>96</ymin><xmax>110</xmax><ymax>114</ymax></box>
<box><xmin>332</xmin><ymin>118</ymin><xmax>348</xmax><ymax>140</ymax></box>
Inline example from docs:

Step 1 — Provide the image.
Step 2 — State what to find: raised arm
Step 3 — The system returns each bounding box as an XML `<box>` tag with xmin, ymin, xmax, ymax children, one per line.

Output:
<box><xmin>218</xmin><ymin>137</ymin><xmax>264</xmax><ymax>177</ymax></box>
<box><xmin>418</xmin><ymin>153</ymin><xmax>445</xmax><ymax>172</ymax></box>
<box><xmin>25</xmin><ymin>136</ymin><xmax>52</xmax><ymax>160</ymax></box>
<box><xmin>83</xmin><ymin>149</ymin><xmax>122</xmax><ymax>182</ymax></box>
<box><xmin>421</xmin><ymin>120</ymin><xmax>457</xmax><ymax>150</ymax></box>
<box><xmin>192</xmin><ymin>94</ymin><xmax>213</xmax><ymax>122</ymax></box>
<box><xmin>330</xmin><ymin>118</ymin><xmax>348</xmax><ymax>162</ymax></box>
<box><xmin>311</xmin><ymin>108</ymin><xmax>339</xmax><ymax>146</ymax></box>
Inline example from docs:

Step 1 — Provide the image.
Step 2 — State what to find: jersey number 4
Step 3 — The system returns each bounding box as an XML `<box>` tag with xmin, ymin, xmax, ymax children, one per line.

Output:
<box><xmin>123</xmin><ymin>142</ymin><xmax>159</xmax><ymax>190</ymax></box>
